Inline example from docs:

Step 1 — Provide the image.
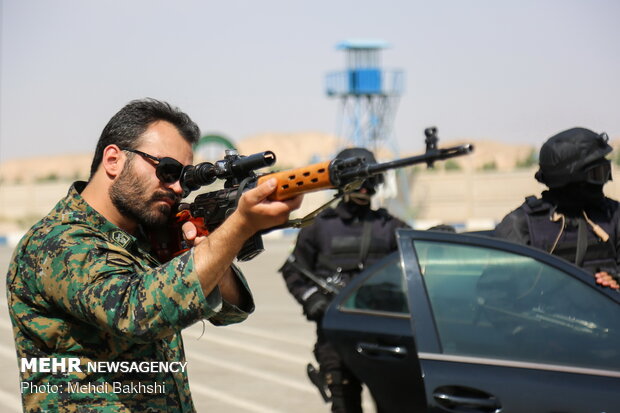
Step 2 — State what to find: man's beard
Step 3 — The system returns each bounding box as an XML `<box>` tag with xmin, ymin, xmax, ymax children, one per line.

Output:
<box><xmin>109</xmin><ymin>163</ymin><xmax>179</xmax><ymax>227</ymax></box>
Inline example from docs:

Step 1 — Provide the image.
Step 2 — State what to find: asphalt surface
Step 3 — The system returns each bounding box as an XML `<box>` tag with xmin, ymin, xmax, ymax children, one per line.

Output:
<box><xmin>0</xmin><ymin>238</ymin><xmax>376</xmax><ymax>413</ymax></box>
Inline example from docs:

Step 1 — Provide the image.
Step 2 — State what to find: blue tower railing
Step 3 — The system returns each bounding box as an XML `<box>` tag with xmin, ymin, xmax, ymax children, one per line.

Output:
<box><xmin>325</xmin><ymin>68</ymin><xmax>404</xmax><ymax>96</ymax></box>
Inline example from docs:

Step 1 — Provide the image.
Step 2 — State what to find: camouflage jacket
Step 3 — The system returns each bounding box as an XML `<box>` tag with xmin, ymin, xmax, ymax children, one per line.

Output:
<box><xmin>6</xmin><ymin>182</ymin><xmax>254</xmax><ymax>412</ymax></box>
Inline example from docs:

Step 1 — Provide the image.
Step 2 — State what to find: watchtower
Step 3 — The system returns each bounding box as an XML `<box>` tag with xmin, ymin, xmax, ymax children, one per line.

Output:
<box><xmin>325</xmin><ymin>39</ymin><xmax>404</xmax><ymax>151</ymax></box>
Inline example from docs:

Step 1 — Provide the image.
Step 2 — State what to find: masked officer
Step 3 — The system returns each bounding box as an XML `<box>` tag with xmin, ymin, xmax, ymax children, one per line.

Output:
<box><xmin>279</xmin><ymin>147</ymin><xmax>409</xmax><ymax>413</ymax></box>
<box><xmin>495</xmin><ymin>127</ymin><xmax>620</xmax><ymax>290</ymax></box>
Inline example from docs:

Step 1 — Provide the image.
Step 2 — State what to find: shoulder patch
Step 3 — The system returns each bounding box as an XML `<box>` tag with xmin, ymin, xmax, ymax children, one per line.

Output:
<box><xmin>110</xmin><ymin>230</ymin><xmax>131</xmax><ymax>248</ymax></box>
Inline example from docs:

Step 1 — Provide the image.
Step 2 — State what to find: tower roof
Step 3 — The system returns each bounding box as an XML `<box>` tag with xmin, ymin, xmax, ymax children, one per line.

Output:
<box><xmin>336</xmin><ymin>39</ymin><xmax>390</xmax><ymax>50</ymax></box>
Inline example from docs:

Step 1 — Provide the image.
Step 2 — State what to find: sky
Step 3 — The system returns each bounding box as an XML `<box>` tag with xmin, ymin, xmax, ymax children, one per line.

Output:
<box><xmin>1</xmin><ymin>0</ymin><xmax>619</xmax><ymax>162</ymax></box>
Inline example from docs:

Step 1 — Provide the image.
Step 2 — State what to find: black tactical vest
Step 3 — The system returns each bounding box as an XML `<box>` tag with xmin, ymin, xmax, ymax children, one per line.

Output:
<box><xmin>313</xmin><ymin>207</ymin><xmax>403</xmax><ymax>282</ymax></box>
<box><xmin>522</xmin><ymin>196</ymin><xmax>619</xmax><ymax>274</ymax></box>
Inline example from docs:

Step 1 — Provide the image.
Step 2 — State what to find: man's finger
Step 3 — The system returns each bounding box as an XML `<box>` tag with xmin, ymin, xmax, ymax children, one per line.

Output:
<box><xmin>182</xmin><ymin>222</ymin><xmax>197</xmax><ymax>241</ymax></box>
<box><xmin>244</xmin><ymin>178</ymin><xmax>277</xmax><ymax>205</ymax></box>
<box><xmin>283</xmin><ymin>194</ymin><xmax>304</xmax><ymax>211</ymax></box>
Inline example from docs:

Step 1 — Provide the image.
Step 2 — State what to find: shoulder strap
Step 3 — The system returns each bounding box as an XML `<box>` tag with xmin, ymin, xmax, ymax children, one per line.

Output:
<box><xmin>522</xmin><ymin>196</ymin><xmax>559</xmax><ymax>250</ymax></box>
<box><xmin>357</xmin><ymin>220</ymin><xmax>373</xmax><ymax>270</ymax></box>
<box><xmin>575</xmin><ymin>217</ymin><xmax>588</xmax><ymax>267</ymax></box>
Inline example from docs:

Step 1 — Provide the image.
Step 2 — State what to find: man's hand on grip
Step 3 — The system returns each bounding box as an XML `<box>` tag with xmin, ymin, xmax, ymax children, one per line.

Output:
<box><xmin>235</xmin><ymin>178</ymin><xmax>303</xmax><ymax>235</ymax></box>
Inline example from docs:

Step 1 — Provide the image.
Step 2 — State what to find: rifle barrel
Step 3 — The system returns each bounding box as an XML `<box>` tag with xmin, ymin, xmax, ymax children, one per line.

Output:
<box><xmin>262</xmin><ymin>143</ymin><xmax>473</xmax><ymax>201</ymax></box>
<box><xmin>368</xmin><ymin>144</ymin><xmax>474</xmax><ymax>175</ymax></box>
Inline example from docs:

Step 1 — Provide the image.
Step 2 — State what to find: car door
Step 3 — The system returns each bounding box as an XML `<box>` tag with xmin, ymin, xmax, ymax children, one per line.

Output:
<box><xmin>324</xmin><ymin>229</ymin><xmax>620</xmax><ymax>413</ymax></box>
<box><xmin>322</xmin><ymin>252</ymin><xmax>427</xmax><ymax>412</ymax></box>
<box><xmin>401</xmin><ymin>229</ymin><xmax>620</xmax><ymax>413</ymax></box>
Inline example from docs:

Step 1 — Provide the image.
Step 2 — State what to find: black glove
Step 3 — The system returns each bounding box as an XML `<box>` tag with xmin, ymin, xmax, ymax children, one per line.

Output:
<box><xmin>303</xmin><ymin>292</ymin><xmax>330</xmax><ymax>321</ymax></box>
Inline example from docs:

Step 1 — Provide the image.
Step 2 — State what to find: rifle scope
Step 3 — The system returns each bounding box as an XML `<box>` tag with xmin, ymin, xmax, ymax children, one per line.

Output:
<box><xmin>180</xmin><ymin>150</ymin><xmax>276</xmax><ymax>196</ymax></box>
<box><xmin>223</xmin><ymin>150</ymin><xmax>276</xmax><ymax>182</ymax></box>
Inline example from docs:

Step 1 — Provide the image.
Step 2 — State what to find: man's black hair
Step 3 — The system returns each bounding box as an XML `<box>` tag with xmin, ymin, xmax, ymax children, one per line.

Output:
<box><xmin>89</xmin><ymin>98</ymin><xmax>200</xmax><ymax>178</ymax></box>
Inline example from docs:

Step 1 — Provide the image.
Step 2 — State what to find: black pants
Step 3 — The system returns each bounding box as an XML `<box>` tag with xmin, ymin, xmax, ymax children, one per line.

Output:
<box><xmin>315</xmin><ymin>324</ymin><xmax>363</xmax><ymax>413</ymax></box>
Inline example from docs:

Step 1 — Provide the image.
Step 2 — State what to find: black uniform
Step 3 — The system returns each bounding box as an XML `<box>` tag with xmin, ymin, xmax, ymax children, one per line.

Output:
<box><xmin>280</xmin><ymin>200</ymin><xmax>408</xmax><ymax>413</ymax></box>
<box><xmin>495</xmin><ymin>187</ymin><xmax>620</xmax><ymax>275</ymax></box>
<box><xmin>496</xmin><ymin>127</ymin><xmax>620</xmax><ymax>281</ymax></box>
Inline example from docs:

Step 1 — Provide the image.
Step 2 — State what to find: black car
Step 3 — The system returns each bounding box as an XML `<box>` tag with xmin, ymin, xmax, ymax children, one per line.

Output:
<box><xmin>323</xmin><ymin>229</ymin><xmax>620</xmax><ymax>413</ymax></box>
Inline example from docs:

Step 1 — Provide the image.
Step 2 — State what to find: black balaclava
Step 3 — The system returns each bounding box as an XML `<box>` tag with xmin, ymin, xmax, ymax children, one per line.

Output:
<box><xmin>542</xmin><ymin>183</ymin><xmax>606</xmax><ymax>214</ymax></box>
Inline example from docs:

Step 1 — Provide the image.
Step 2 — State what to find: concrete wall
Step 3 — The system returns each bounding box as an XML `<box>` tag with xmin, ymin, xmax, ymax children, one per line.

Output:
<box><xmin>408</xmin><ymin>166</ymin><xmax>620</xmax><ymax>229</ymax></box>
<box><xmin>0</xmin><ymin>182</ymin><xmax>70</xmax><ymax>221</ymax></box>
<box><xmin>409</xmin><ymin>169</ymin><xmax>546</xmax><ymax>229</ymax></box>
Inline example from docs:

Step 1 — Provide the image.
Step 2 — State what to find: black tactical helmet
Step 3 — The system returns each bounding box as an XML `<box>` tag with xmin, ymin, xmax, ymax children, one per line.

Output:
<box><xmin>335</xmin><ymin>147</ymin><xmax>384</xmax><ymax>194</ymax></box>
<box><xmin>535</xmin><ymin>127</ymin><xmax>612</xmax><ymax>188</ymax></box>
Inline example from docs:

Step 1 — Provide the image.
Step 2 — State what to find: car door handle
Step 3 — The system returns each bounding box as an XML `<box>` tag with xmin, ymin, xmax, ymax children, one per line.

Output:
<box><xmin>433</xmin><ymin>391</ymin><xmax>500</xmax><ymax>412</ymax></box>
<box><xmin>356</xmin><ymin>342</ymin><xmax>408</xmax><ymax>359</ymax></box>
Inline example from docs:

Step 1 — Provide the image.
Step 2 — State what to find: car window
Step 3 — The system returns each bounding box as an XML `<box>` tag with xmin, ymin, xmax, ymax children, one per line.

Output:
<box><xmin>341</xmin><ymin>255</ymin><xmax>409</xmax><ymax>315</ymax></box>
<box><xmin>413</xmin><ymin>240</ymin><xmax>620</xmax><ymax>371</ymax></box>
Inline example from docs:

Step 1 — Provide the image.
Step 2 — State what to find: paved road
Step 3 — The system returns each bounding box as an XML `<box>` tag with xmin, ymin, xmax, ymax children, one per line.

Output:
<box><xmin>0</xmin><ymin>238</ymin><xmax>376</xmax><ymax>412</ymax></box>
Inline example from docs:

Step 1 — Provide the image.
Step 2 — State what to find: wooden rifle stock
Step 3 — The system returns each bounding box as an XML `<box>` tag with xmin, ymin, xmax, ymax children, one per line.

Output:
<box><xmin>257</xmin><ymin>160</ymin><xmax>334</xmax><ymax>201</ymax></box>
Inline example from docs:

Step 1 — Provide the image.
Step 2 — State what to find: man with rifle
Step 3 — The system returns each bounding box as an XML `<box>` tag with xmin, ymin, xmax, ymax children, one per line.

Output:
<box><xmin>279</xmin><ymin>147</ymin><xmax>410</xmax><ymax>413</ymax></box>
<box><xmin>6</xmin><ymin>98</ymin><xmax>303</xmax><ymax>412</ymax></box>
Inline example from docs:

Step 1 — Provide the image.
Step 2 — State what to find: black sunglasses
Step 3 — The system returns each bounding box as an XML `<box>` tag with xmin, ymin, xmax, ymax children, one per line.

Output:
<box><xmin>121</xmin><ymin>148</ymin><xmax>185</xmax><ymax>184</ymax></box>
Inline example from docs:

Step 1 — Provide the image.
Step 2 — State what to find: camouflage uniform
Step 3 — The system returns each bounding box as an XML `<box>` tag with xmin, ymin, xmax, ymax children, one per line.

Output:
<box><xmin>6</xmin><ymin>182</ymin><xmax>254</xmax><ymax>412</ymax></box>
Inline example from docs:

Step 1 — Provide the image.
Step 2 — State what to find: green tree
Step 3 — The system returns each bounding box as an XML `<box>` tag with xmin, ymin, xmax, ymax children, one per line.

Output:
<box><xmin>516</xmin><ymin>148</ymin><xmax>537</xmax><ymax>169</ymax></box>
<box><xmin>35</xmin><ymin>173</ymin><xmax>60</xmax><ymax>183</ymax></box>
<box><xmin>480</xmin><ymin>161</ymin><xmax>497</xmax><ymax>171</ymax></box>
<box><xmin>444</xmin><ymin>160</ymin><xmax>461</xmax><ymax>171</ymax></box>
